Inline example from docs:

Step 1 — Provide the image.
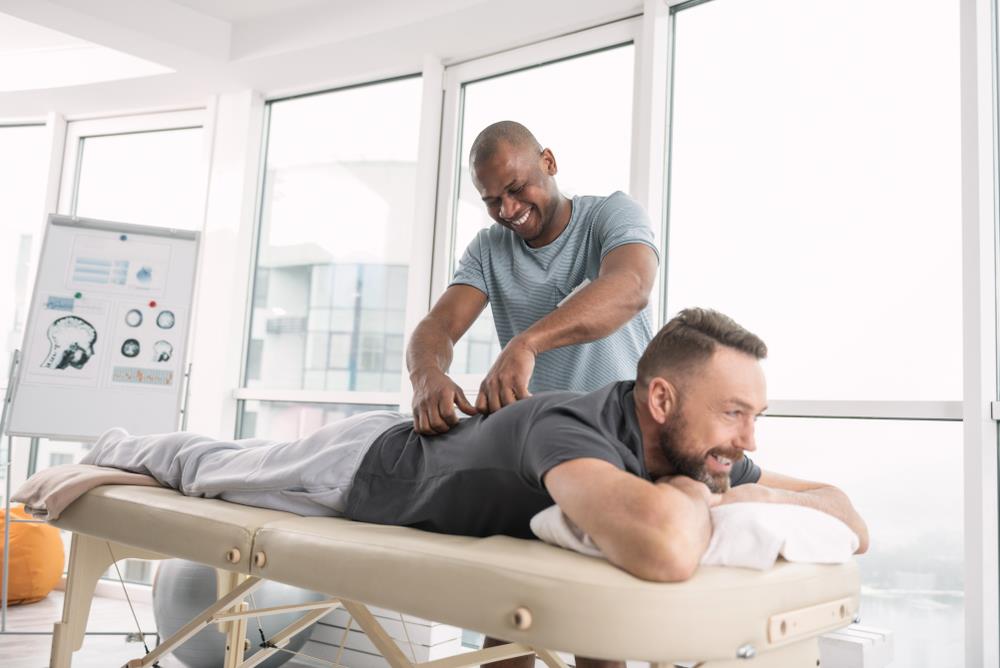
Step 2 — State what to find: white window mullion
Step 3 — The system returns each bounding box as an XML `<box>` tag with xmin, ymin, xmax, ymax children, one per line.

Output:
<box><xmin>398</xmin><ymin>56</ymin><xmax>446</xmax><ymax>415</ymax></box>
<box><xmin>960</xmin><ymin>0</ymin><xmax>1000</xmax><ymax>664</ymax></box>
<box><xmin>233</xmin><ymin>387</ymin><xmax>400</xmax><ymax>408</ymax></box>
<box><xmin>41</xmin><ymin>113</ymin><xmax>67</xmax><ymax>218</ymax></box>
<box><xmin>429</xmin><ymin>67</ymin><xmax>464</xmax><ymax>302</ymax></box>
<box><xmin>765</xmin><ymin>400</ymin><xmax>962</xmax><ymax>421</ymax></box>
<box><xmin>631</xmin><ymin>0</ymin><xmax>671</xmax><ymax>328</ymax></box>
<box><xmin>186</xmin><ymin>92</ymin><xmax>265</xmax><ymax>437</ymax></box>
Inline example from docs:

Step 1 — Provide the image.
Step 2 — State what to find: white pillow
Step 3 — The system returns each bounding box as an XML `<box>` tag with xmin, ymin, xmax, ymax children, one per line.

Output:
<box><xmin>530</xmin><ymin>502</ymin><xmax>859</xmax><ymax>570</ymax></box>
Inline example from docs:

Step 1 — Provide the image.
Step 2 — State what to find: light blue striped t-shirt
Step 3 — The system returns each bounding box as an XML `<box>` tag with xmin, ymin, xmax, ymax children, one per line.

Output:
<box><xmin>451</xmin><ymin>191</ymin><xmax>659</xmax><ymax>393</ymax></box>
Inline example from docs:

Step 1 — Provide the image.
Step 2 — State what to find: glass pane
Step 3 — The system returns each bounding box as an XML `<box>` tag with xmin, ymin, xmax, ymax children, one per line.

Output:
<box><xmin>248</xmin><ymin>77</ymin><xmax>422</xmax><ymax>392</ymax></box>
<box><xmin>75</xmin><ymin>127</ymin><xmax>204</xmax><ymax>229</ymax></box>
<box><xmin>238</xmin><ymin>400</ymin><xmax>398</xmax><ymax>440</ymax></box>
<box><xmin>752</xmin><ymin>417</ymin><xmax>963</xmax><ymax>668</ymax></box>
<box><xmin>452</xmin><ymin>44</ymin><xmax>635</xmax><ymax>373</ymax></box>
<box><xmin>667</xmin><ymin>0</ymin><xmax>961</xmax><ymax>401</ymax></box>
<box><xmin>0</xmin><ymin>125</ymin><xmax>49</xmax><ymax>381</ymax></box>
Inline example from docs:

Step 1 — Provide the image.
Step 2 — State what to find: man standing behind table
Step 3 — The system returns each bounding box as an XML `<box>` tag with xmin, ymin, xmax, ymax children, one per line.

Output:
<box><xmin>407</xmin><ymin>121</ymin><xmax>660</xmax><ymax>434</ymax></box>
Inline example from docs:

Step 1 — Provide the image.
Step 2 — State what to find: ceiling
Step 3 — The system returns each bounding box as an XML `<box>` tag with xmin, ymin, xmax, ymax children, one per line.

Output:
<box><xmin>168</xmin><ymin>0</ymin><xmax>330</xmax><ymax>24</ymax></box>
<box><xmin>0</xmin><ymin>0</ymin><xmax>640</xmax><ymax>117</ymax></box>
<box><xmin>0</xmin><ymin>10</ymin><xmax>84</xmax><ymax>51</ymax></box>
<box><xmin>0</xmin><ymin>13</ymin><xmax>170</xmax><ymax>92</ymax></box>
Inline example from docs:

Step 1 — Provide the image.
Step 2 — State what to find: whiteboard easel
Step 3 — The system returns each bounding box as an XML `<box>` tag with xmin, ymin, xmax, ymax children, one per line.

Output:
<box><xmin>7</xmin><ymin>214</ymin><xmax>199</xmax><ymax>441</ymax></box>
<box><xmin>0</xmin><ymin>213</ymin><xmax>199</xmax><ymax>633</ymax></box>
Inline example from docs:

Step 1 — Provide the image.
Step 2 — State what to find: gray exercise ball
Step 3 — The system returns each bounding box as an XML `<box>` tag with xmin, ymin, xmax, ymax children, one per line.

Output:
<box><xmin>152</xmin><ymin>559</ymin><xmax>325</xmax><ymax>668</ymax></box>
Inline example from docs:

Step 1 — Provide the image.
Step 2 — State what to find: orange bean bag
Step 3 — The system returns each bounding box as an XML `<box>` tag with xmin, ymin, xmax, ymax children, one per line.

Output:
<box><xmin>0</xmin><ymin>504</ymin><xmax>65</xmax><ymax>605</ymax></box>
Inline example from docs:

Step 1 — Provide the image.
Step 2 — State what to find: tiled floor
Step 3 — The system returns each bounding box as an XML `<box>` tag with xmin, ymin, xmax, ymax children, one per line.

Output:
<box><xmin>1</xmin><ymin>589</ymin><xmax>173</xmax><ymax>668</ymax></box>
<box><xmin>0</xmin><ymin>591</ymin><xmax>314</xmax><ymax>668</ymax></box>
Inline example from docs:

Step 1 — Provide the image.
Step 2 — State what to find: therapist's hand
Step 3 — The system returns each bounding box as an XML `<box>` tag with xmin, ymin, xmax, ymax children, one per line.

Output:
<box><xmin>410</xmin><ymin>368</ymin><xmax>478</xmax><ymax>435</ymax></box>
<box><xmin>476</xmin><ymin>336</ymin><xmax>536</xmax><ymax>415</ymax></box>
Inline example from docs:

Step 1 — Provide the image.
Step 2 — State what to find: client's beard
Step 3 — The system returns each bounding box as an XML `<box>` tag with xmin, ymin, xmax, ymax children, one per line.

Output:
<box><xmin>658</xmin><ymin>414</ymin><xmax>736</xmax><ymax>494</ymax></box>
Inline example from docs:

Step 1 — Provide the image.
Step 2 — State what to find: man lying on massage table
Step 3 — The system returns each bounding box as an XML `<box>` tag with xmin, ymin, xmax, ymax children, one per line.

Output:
<box><xmin>79</xmin><ymin>307</ymin><xmax>868</xmax><ymax>664</ymax></box>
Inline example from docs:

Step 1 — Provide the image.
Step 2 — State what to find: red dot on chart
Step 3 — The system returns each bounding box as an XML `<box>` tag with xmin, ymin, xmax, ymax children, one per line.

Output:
<box><xmin>149</xmin><ymin>300</ymin><xmax>157</xmax><ymax>308</ymax></box>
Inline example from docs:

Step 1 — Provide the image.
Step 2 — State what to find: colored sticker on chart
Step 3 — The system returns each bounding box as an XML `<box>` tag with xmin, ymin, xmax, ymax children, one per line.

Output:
<box><xmin>112</xmin><ymin>366</ymin><xmax>174</xmax><ymax>386</ymax></box>
<box><xmin>45</xmin><ymin>296</ymin><xmax>75</xmax><ymax>312</ymax></box>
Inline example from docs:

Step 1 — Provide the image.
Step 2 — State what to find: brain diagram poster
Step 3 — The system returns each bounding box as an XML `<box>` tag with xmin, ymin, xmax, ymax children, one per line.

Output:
<box><xmin>10</xmin><ymin>216</ymin><xmax>198</xmax><ymax>439</ymax></box>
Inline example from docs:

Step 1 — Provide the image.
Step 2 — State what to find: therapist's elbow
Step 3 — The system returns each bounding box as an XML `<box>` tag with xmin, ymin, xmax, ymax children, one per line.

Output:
<box><xmin>620</xmin><ymin>274</ymin><xmax>651</xmax><ymax>314</ymax></box>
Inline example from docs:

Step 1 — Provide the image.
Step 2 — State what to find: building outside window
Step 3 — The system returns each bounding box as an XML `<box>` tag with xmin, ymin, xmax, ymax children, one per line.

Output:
<box><xmin>667</xmin><ymin>0</ymin><xmax>963</xmax><ymax>664</ymax></box>
<box><xmin>242</xmin><ymin>76</ymin><xmax>423</xmax><ymax>437</ymax></box>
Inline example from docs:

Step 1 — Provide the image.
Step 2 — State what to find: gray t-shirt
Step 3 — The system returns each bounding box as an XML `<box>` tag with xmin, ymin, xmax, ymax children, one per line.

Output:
<box><xmin>451</xmin><ymin>191</ymin><xmax>659</xmax><ymax>392</ymax></box>
<box><xmin>345</xmin><ymin>381</ymin><xmax>760</xmax><ymax>538</ymax></box>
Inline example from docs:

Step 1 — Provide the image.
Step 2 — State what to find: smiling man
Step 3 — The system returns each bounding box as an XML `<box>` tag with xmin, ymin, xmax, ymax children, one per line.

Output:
<box><xmin>78</xmin><ymin>308</ymin><xmax>868</xmax><ymax>668</ymax></box>
<box><xmin>406</xmin><ymin>121</ymin><xmax>659</xmax><ymax>435</ymax></box>
<box><xmin>74</xmin><ymin>309</ymin><xmax>870</xmax><ymax>668</ymax></box>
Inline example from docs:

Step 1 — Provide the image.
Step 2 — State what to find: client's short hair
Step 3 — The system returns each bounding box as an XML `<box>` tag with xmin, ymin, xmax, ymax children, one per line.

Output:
<box><xmin>636</xmin><ymin>308</ymin><xmax>767</xmax><ymax>389</ymax></box>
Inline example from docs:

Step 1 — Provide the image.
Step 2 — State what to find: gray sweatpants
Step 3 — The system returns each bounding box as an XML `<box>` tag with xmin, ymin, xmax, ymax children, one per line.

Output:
<box><xmin>80</xmin><ymin>411</ymin><xmax>409</xmax><ymax>516</ymax></box>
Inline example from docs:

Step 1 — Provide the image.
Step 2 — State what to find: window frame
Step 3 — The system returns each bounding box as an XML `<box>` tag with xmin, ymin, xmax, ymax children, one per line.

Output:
<box><xmin>661</xmin><ymin>0</ymin><xmax>968</xmax><ymax>424</ymax></box>
<box><xmin>965</xmin><ymin>0</ymin><xmax>1000</xmax><ymax>662</ymax></box>
<box><xmin>432</xmin><ymin>18</ymin><xmax>642</xmax><ymax>396</ymax></box>
<box><xmin>659</xmin><ymin>0</ymin><xmax>1000</xmax><ymax>663</ymax></box>
<box><xmin>232</xmin><ymin>74</ymin><xmax>431</xmax><ymax>417</ymax></box>
<box><xmin>56</xmin><ymin>108</ymin><xmax>207</xmax><ymax>218</ymax></box>
<box><xmin>0</xmin><ymin>117</ymin><xmax>65</xmax><ymax>392</ymax></box>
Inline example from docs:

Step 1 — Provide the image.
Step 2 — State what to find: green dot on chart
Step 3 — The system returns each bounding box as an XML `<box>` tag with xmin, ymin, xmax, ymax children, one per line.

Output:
<box><xmin>74</xmin><ymin>292</ymin><xmax>82</xmax><ymax>299</ymax></box>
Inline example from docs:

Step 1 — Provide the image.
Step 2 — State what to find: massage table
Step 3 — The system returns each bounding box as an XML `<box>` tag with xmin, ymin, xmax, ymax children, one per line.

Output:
<box><xmin>49</xmin><ymin>485</ymin><xmax>860</xmax><ymax>668</ymax></box>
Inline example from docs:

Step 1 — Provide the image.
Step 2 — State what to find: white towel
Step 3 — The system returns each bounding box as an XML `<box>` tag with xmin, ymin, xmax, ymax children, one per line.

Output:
<box><xmin>12</xmin><ymin>463</ymin><xmax>161</xmax><ymax>521</ymax></box>
<box><xmin>530</xmin><ymin>502</ymin><xmax>859</xmax><ymax>570</ymax></box>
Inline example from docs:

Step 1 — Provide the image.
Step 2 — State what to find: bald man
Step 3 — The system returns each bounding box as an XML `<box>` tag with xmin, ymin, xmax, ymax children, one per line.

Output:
<box><xmin>407</xmin><ymin>121</ymin><xmax>659</xmax><ymax>434</ymax></box>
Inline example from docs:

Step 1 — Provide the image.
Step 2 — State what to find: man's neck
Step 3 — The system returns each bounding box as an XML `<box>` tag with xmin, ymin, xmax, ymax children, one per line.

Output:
<box><xmin>633</xmin><ymin>391</ymin><xmax>670</xmax><ymax>478</ymax></box>
<box><xmin>527</xmin><ymin>194</ymin><xmax>573</xmax><ymax>248</ymax></box>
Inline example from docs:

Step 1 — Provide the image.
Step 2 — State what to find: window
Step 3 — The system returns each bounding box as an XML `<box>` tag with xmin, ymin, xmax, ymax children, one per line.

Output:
<box><xmin>48</xmin><ymin>452</ymin><xmax>73</xmax><ymax>467</ymax></box>
<box><xmin>238</xmin><ymin>401</ymin><xmax>396</xmax><ymax>440</ymax></box>
<box><xmin>72</xmin><ymin>126</ymin><xmax>204</xmax><ymax>229</ymax></box>
<box><xmin>16</xmin><ymin>115</ymin><xmax>207</xmax><ymax>475</ymax></box>
<box><xmin>753</xmin><ymin>418</ymin><xmax>963</xmax><ymax>665</ymax></box>
<box><xmin>5</xmin><ymin>112</ymin><xmax>211</xmax><ymax>587</ymax></box>
<box><xmin>0</xmin><ymin>125</ymin><xmax>50</xmax><ymax>381</ymax></box>
<box><xmin>667</xmin><ymin>0</ymin><xmax>960</xmax><ymax>401</ymax></box>
<box><xmin>444</xmin><ymin>40</ymin><xmax>636</xmax><ymax>375</ymax></box>
<box><xmin>666</xmin><ymin>1</ymin><xmax>963</xmax><ymax>665</ymax></box>
<box><xmin>245</xmin><ymin>77</ymin><xmax>422</xmax><ymax>401</ymax></box>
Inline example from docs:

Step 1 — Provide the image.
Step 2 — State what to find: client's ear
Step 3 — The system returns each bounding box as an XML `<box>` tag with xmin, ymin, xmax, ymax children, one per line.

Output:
<box><xmin>645</xmin><ymin>377</ymin><xmax>678</xmax><ymax>425</ymax></box>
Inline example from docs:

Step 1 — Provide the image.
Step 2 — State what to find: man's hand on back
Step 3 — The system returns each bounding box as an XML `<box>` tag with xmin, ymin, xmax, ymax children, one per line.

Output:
<box><xmin>410</xmin><ymin>368</ymin><xmax>477</xmax><ymax>435</ymax></box>
<box><xmin>476</xmin><ymin>336</ymin><xmax>536</xmax><ymax>414</ymax></box>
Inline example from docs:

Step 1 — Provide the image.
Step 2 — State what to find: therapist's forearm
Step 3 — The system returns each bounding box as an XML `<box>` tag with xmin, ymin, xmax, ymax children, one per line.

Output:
<box><xmin>406</xmin><ymin>316</ymin><xmax>455</xmax><ymax>377</ymax></box>
<box><xmin>517</xmin><ymin>271</ymin><xmax>649</xmax><ymax>354</ymax></box>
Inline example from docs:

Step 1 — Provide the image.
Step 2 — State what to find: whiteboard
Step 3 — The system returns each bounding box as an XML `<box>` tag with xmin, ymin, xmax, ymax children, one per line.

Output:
<box><xmin>7</xmin><ymin>214</ymin><xmax>200</xmax><ymax>441</ymax></box>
